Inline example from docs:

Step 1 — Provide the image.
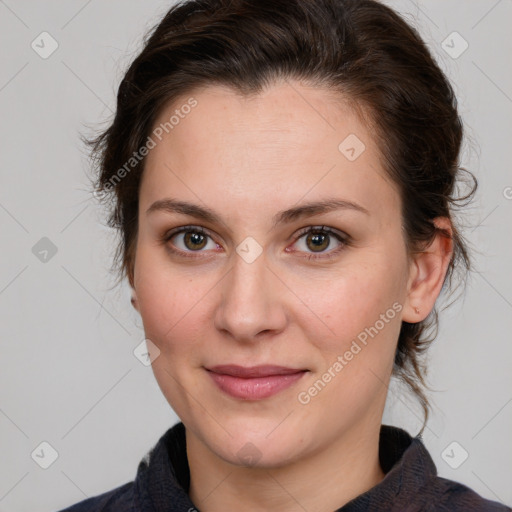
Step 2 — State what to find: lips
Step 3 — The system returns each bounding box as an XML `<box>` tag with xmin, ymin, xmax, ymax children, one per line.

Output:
<box><xmin>207</xmin><ymin>365</ymin><xmax>306</xmax><ymax>378</ymax></box>
<box><xmin>205</xmin><ymin>365</ymin><xmax>308</xmax><ymax>400</ymax></box>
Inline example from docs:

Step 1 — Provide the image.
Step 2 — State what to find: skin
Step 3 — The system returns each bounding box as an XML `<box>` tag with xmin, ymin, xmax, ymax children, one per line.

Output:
<box><xmin>131</xmin><ymin>79</ymin><xmax>453</xmax><ymax>512</ymax></box>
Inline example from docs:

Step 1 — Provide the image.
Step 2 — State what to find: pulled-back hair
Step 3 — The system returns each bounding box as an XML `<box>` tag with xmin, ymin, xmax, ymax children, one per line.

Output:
<box><xmin>87</xmin><ymin>0</ymin><xmax>477</xmax><ymax>432</ymax></box>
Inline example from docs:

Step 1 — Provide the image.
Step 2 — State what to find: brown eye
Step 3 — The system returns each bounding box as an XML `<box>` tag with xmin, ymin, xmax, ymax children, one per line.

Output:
<box><xmin>183</xmin><ymin>231</ymin><xmax>208</xmax><ymax>251</ymax></box>
<box><xmin>291</xmin><ymin>226</ymin><xmax>350</xmax><ymax>261</ymax></box>
<box><xmin>305</xmin><ymin>231</ymin><xmax>330</xmax><ymax>252</ymax></box>
<box><xmin>164</xmin><ymin>226</ymin><xmax>218</xmax><ymax>257</ymax></box>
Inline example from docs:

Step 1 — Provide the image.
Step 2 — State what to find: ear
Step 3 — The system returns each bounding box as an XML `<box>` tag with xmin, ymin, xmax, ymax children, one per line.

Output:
<box><xmin>402</xmin><ymin>217</ymin><xmax>454</xmax><ymax>323</ymax></box>
<box><xmin>130</xmin><ymin>289</ymin><xmax>140</xmax><ymax>312</ymax></box>
<box><xmin>128</xmin><ymin>261</ymin><xmax>139</xmax><ymax>312</ymax></box>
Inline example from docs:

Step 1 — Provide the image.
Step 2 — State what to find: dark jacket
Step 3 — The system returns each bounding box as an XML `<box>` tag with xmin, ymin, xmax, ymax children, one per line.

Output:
<box><xmin>58</xmin><ymin>422</ymin><xmax>511</xmax><ymax>511</ymax></box>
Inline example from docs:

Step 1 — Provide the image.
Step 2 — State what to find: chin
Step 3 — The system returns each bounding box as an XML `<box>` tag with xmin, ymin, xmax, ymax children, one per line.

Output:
<box><xmin>198</xmin><ymin>415</ymin><xmax>312</xmax><ymax>469</ymax></box>
<box><xmin>227</xmin><ymin>436</ymin><xmax>302</xmax><ymax>469</ymax></box>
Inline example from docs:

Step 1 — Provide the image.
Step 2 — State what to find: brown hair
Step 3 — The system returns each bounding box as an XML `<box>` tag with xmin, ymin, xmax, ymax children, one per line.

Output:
<box><xmin>87</xmin><ymin>0</ymin><xmax>477</xmax><ymax>433</ymax></box>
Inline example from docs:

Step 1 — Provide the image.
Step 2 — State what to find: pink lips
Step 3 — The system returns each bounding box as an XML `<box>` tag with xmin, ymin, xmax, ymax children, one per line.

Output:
<box><xmin>206</xmin><ymin>365</ymin><xmax>307</xmax><ymax>400</ymax></box>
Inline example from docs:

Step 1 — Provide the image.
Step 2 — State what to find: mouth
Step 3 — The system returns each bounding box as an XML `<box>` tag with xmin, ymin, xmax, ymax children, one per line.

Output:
<box><xmin>205</xmin><ymin>365</ymin><xmax>308</xmax><ymax>400</ymax></box>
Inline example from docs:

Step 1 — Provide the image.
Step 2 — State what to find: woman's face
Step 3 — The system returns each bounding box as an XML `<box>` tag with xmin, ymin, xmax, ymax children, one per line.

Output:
<box><xmin>133</xmin><ymin>80</ymin><xmax>413</xmax><ymax>467</ymax></box>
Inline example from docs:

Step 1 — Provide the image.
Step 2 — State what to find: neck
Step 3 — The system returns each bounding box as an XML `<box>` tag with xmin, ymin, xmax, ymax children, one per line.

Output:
<box><xmin>187</xmin><ymin>421</ymin><xmax>386</xmax><ymax>512</ymax></box>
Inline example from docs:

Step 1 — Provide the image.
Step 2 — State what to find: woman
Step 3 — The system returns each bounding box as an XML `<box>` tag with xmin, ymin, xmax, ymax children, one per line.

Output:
<box><xmin>59</xmin><ymin>0</ymin><xmax>511</xmax><ymax>510</ymax></box>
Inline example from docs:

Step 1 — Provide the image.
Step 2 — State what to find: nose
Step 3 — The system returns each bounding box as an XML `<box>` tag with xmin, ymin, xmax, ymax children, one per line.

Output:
<box><xmin>213</xmin><ymin>250</ymin><xmax>288</xmax><ymax>343</ymax></box>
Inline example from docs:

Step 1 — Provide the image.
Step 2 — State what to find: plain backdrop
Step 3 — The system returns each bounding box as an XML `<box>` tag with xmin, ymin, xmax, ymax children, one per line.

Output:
<box><xmin>0</xmin><ymin>1</ymin><xmax>511</xmax><ymax>511</ymax></box>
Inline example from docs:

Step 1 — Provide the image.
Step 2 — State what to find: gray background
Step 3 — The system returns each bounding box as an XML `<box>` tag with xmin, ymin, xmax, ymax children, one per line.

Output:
<box><xmin>0</xmin><ymin>1</ymin><xmax>511</xmax><ymax>511</ymax></box>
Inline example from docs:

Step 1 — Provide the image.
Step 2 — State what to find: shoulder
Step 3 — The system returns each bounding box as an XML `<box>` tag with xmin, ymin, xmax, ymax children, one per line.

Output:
<box><xmin>376</xmin><ymin>426</ymin><xmax>510</xmax><ymax>512</ymax></box>
<box><xmin>56</xmin><ymin>422</ymin><xmax>191</xmax><ymax>512</ymax></box>
<box><xmin>56</xmin><ymin>481</ymin><xmax>135</xmax><ymax>512</ymax></box>
<box><xmin>420</xmin><ymin>475</ymin><xmax>511</xmax><ymax>511</ymax></box>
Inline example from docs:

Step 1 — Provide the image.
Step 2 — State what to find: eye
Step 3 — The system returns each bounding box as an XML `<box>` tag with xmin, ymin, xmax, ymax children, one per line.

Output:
<box><xmin>163</xmin><ymin>225</ymin><xmax>220</xmax><ymax>258</ymax></box>
<box><xmin>289</xmin><ymin>226</ymin><xmax>350</xmax><ymax>260</ymax></box>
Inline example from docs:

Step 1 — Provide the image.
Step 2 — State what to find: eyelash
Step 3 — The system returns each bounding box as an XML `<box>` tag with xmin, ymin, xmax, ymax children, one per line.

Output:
<box><xmin>161</xmin><ymin>225</ymin><xmax>351</xmax><ymax>261</ymax></box>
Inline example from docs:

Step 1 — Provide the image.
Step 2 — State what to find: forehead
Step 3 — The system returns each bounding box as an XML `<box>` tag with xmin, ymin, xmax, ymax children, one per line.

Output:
<box><xmin>140</xmin><ymin>81</ymin><xmax>399</xmax><ymax>223</ymax></box>
<box><xmin>150</xmin><ymin>81</ymin><xmax>372</xmax><ymax>155</ymax></box>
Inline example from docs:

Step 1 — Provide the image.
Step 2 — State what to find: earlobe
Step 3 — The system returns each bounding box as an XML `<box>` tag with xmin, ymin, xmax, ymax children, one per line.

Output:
<box><xmin>131</xmin><ymin>291</ymin><xmax>139</xmax><ymax>312</ymax></box>
<box><xmin>403</xmin><ymin>217</ymin><xmax>453</xmax><ymax>323</ymax></box>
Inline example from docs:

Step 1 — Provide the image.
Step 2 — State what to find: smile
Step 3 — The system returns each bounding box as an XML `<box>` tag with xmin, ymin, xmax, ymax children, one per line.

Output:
<box><xmin>205</xmin><ymin>365</ymin><xmax>308</xmax><ymax>400</ymax></box>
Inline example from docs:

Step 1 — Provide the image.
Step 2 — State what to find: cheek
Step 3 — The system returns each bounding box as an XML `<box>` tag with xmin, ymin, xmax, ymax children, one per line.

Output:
<box><xmin>298</xmin><ymin>271</ymin><xmax>403</xmax><ymax>412</ymax></box>
<box><xmin>138</xmin><ymin>284</ymin><xmax>206</xmax><ymax>357</ymax></box>
<box><xmin>301</xmin><ymin>260</ymin><xmax>404</xmax><ymax>346</ymax></box>
<box><xmin>134</xmin><ymin>248</ymin><xmax>208</xmax><ymax>357</ymax></box>
<box><xmin>296</xmin><ymin>266</ymin><xmax>405</xmax><ymax>417</ymax></box>
<box><xmin>135</xmin><ymin>262</ymin><xmax>209</xmax><ymax>414</ymax></box>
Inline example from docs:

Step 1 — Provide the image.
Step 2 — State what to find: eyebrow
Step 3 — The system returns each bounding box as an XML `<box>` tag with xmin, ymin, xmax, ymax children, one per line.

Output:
<box><xmin>146</xmin><ymin>197</ymin><xmax>370</xmax><ymax>228</ymax></box>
